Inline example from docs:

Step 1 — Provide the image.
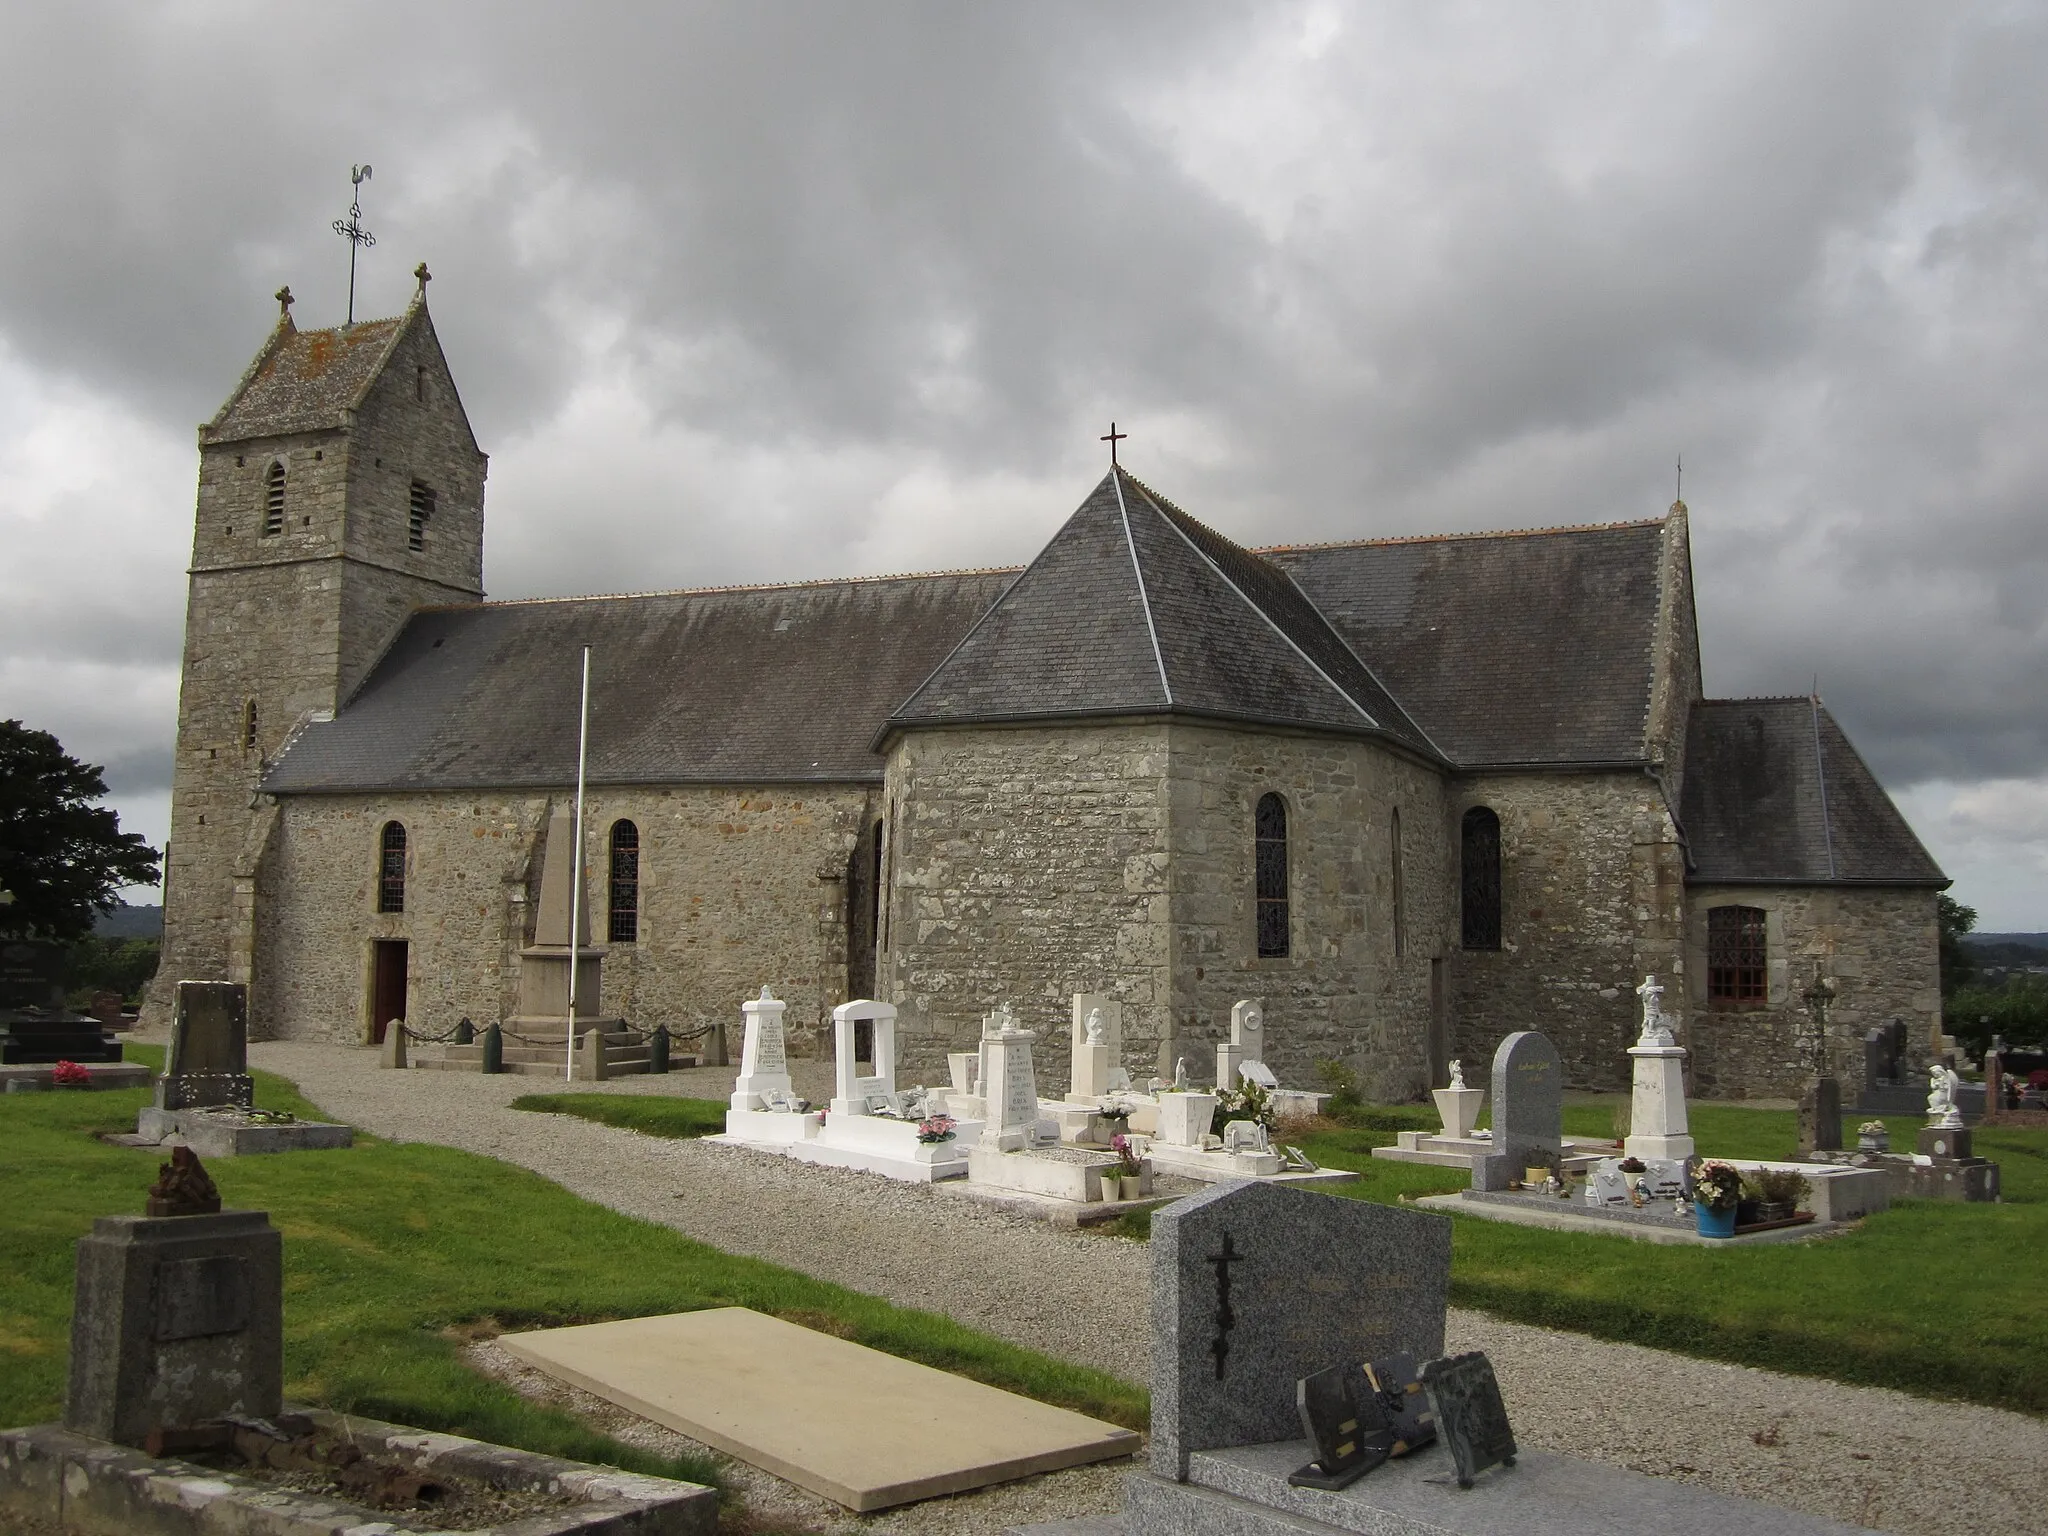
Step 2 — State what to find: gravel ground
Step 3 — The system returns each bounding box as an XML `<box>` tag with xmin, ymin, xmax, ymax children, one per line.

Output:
<box><xmin>237</xmin><ymin>1041</ymin><xmax>2045</xmax><ymax>1535</ymax></box>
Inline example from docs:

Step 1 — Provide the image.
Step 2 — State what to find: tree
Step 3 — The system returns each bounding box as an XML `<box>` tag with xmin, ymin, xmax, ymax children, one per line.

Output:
<box><xmin>0</xmin><ymin>720</ymin><xmax>160</xmax><ymax>942</ymax></box>
<box><xmin>1937</xmin><ymin>892</ymin><xmax>1977</xmax><ymax>998</ymax></box>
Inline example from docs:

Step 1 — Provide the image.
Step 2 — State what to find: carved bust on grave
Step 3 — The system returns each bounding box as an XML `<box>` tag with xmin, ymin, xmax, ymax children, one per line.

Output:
<box><xmin>1085</xmin><ymin>1008</ymin><xmax>1105</xmax><ymax>1046</ymax></box>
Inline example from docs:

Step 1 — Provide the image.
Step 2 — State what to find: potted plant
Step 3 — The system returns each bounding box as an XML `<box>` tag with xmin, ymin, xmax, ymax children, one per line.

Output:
<box><xmin>915</xmin><ymin>1114</ymin><xmax>956</xmax><ymax>1145</ymax></box>
<box><xmin>1743</xmin><ymin>1167</ymin><xmax>1809</xmax><ymax>1224</ymax></box>
<box><xmin>1110</xmin><ymin>1132</ymin><xmax>1146</xmax><ymax>1196</ymax></box>
<box><xmin>1097</xmin><ymin>1165</ymin><xmax>1123</xmax><ymax>1202</ymax></box>
<box><xmin>1691</xmin><ymin>1159</ymin><xmax>1743</xmax><ymax>1238</ymax></box>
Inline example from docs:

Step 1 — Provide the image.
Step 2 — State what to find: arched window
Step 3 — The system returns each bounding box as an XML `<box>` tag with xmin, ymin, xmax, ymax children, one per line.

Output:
<box><xmin>262</xmin><ymin>461</ymin><xmax>286</xmax><ymax>536</ymax></box>
<box><xmin>1391</xmin><ymin>807</ymin><xmax>1405</xmax><ymax>958</ymax></box>
<box><xmin>242</xmin><ymin>698</ymin><xmax>258</xmax><ymax>752</ymax></box>
<box><xmin>1255</xmin><ymin>792</ymin><xmax>1289</xmax><ymax>958</ymax></box>
<box><xmin>1708</xmin><ymin>905</ymin><xmax>1768</xmax><ymax>1004</ymax></box>
<box><xmin>377</xmin><ymin>821</ymin><xmax>407</xmax><ymax>913</ymax></box>
<box><xmin>1460</xmin><ymin>806</ymin><xmax>1501</xmax><ymax>950</ymax></box>
<box><xmin>608</xmin><ymin>819</ymin><xmax>640</xmax><ymax>943</ymax></box>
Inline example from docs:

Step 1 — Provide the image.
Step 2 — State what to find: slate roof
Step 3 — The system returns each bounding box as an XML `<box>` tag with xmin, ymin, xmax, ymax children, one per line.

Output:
<box><xmin>889</xmin><ymin>471</ymin><xmax>1439</xmax><ymax>758</ymax></box>
<box><xmin>1265</xmin><ymin>522</ymin><xmax>1668</xmax><ymax>767</ymax></box>
<box><xmin>203</xmin><ymin>311</ymin><xmax>409</xmax><ymax>444</ymax></box>
<box><xmin>262</xmin><ymin>570</ymin><xmax>1017</xmax><ymax>792</ymax></box>
<box><xmin>1680</xmin><ymin>698</ymin><xmax>1946</xmax><ymax>885</ymax></box>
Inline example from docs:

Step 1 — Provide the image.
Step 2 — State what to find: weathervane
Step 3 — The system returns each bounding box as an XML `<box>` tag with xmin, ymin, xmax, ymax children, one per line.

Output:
<box><xmin>1101</xmin><ymin>421</ymin><xmax>1128</xmax><ymax>467</ymax></box>
<box><xmin>332</xmin><ymin>164</ymin><xmax>375</xmax><ymax>326</ymax></box>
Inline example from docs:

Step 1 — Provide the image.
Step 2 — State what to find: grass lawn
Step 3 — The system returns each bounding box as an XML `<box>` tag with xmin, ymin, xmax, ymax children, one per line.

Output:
<box><xmin>0</xmin><ymin>1046</ymin><xmax>1146</xmax><ymax>1495</ymax></box>
<box><xmin>479</xmin><ymin>1088</ymin><xmax>2048</xmax><ymax>1416</ymax></box>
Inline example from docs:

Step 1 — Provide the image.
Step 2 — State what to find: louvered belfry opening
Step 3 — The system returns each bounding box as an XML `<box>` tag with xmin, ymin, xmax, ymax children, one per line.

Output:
<box><xmin>1255</xmin><ymin>792</ymin><xmax>1290</xmax><ymax>958</ymax></box>
<box><xmin>608</xmin><ymin>819</ymin><xmax>640</xmax><ymax>943</ymax></box>
<box><xmin>1461</xmin><ymin>806</ymin><xmax>1502</xmax><ymax>950</ymax></box>
<box><xmin>1707</xmin><ymin>905</ymin><xmax>1768</xmax><ymax>1003</ymax></box>
<box><xmin>408</xmin><ymin>480</ymin><xmax>436</xmax><ymax>551</ymax></box>
<box><xmin>377</xmin><ymin>821</ymin><xmax>407</xmax><ymax>913</ymax></box>
<box><xmin>262</xmin><ymin>461</ymin><xmax>286</xmax><ymax>536</ymax></box>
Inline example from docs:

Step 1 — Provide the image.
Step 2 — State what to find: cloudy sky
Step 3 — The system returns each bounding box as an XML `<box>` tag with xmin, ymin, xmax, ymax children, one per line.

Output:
<box><xmin>3</xmin><ymin>2</ymin><xmax>2045</xmax><ymax>927</ymax></box>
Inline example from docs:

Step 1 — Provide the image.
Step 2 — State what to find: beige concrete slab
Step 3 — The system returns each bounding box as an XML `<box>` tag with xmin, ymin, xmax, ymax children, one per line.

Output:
<box><xmin>497</xmin><ymin>1307</ymin><xmax>1139</xmax><ymax>1511</ymax></box>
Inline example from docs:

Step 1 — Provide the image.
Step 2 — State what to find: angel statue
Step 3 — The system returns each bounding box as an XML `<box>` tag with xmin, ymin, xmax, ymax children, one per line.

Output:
<box><xmin>1448</xmin><ymin>1059</ymin><xmax>1467</xmax><ymax>1090</ymax></box>
<box><xmin>1926</xmin><ymin>1064</ymin><xmax>1965</xmax><ymax>1130</ymax></box>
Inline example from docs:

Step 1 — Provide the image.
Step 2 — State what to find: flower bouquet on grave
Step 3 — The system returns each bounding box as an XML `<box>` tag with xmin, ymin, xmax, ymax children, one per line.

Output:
<box><xmin>1215</xmin><ymin>1077</ymin><xmax>1277</xmax><ymax>1134</ymax></box>
<box><xmin>1690</xmin><ymin>1159</ymin><xmax>1743</xmax><ymax>1237</ymax></box>
<box><xmin>914</xmin><ymin>1114</ymin><xmax>957</xmax><ymax>1145</ymax></box>
<box><xmin>50</xmin><ymin>1060</ymin><xmax>91</xmax><ymax>1088</ymax></box>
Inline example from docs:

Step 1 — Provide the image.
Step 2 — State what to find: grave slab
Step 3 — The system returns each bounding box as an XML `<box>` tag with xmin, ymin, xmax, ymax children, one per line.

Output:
<box><xmin>498</xmin><ymin>1307</ymin><xmax>1139</xmax><ymax>1511</ymax></box>
<box><xmin>1416</xmin><ymin>1193</ymin><xmax>1841</xmax><ymax>1246</ymax></box>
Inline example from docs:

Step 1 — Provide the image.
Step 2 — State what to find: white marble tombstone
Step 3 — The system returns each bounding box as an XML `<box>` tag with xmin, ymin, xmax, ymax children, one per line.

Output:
<box><xmin>730</xmin><ymin>986</ymin><xmax>793</xmax><ymax>1112</ymax></box>
<box><xmin>1157</xmin><ymin>1091</ymin><xmax>1219</xmax><ymax>1147</ymax></box>
<box><xmin>1623</xmin><ymin>975</ymin><xmax>1696</xmax><ymax>1162</ymax></box>
<box><xmin>829</xmin><ymin>998</ymin><xmax>898</xmax><ymax>1118</ymax></box>
<box><xmin>1071</xmin><ymin>1007</ymin><xmax>1111</xmax><ymax>1101</ymax></box>
<box><xmin>1432</xmin><ymin>1058</ymin><xmax>1485</xmax><ymax>1140</ymax></box>
<box><xmin>981</xmin><ymin>1007</ymin><xmax>1044</xmax><ymax>1151</ymax></box>
<box><xmin>1069</xmin><ymin>994</ymin><xmax>1124</xmax><ymax>1097</ymax></box>
<box><xmin>1216</xmin><ymin>998</ymin><xmax>1265</xmax><ymax>1090</ymax></box>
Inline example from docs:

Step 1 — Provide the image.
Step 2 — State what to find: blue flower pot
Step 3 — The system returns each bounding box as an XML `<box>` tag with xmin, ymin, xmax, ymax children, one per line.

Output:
<box><xmin>1695</xmin><ymin>1204</ymin><xmax>1737</xmax><ymax>1239</ymax></box>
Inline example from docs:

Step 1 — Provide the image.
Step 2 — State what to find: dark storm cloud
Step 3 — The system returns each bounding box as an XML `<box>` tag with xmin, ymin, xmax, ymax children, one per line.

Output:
<box><xmin>1</xmin><ymin>2</ymin><xmax>2044</xmax><ymax>911</ymax></box>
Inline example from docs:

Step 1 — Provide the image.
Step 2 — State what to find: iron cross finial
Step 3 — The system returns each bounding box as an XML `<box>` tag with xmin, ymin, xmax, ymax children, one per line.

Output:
<box><xmin>1101</xmin><ymin>422</ymin><xmax>1128</xmax><ymax>467</ymax></box>
<box><xmin>275</xmin><ymin>285</ymin><xmax>294</xmax><ymax>316</ymax></box>
<box><xmin>332</xmin><ymin>163</ymin><xmax>377</xmax><ymax>326</ymax></box>
<box><xmin>414</xmin><ymin>261</ymin><xmax>431</xmax><ymax>297</ymax></box>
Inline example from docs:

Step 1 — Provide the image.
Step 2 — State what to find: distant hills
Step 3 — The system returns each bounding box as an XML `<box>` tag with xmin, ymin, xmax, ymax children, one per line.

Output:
<box><xmin>92</xmin><ymin>904</ymin><xmax>162</xmax><ymax>940</ymax></box>
<box><xmin>1963</xmin><ymin>933</ymin><xmax>2048</xmax><ymax>968</ymax></box>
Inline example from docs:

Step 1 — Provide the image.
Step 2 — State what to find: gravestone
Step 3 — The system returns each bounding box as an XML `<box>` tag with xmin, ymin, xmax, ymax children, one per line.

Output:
<box><xmin>730</xmin><ymin>986</ymin><xmax>793</xmax><ymax>1112</ymax></box>
<box><xmin>1623</xmin><ymin>976</ymin><xmax>1695</xmax><ymax>1163</ymax></box>
<box><xmin>982</xmin><ymin>1011</ymin><xmax>1044</xmax><ymax>1151</ymax></box>
<box><xmin>0</xmin><ymin>939</ymin><xmax>123</xmax><ymax>1065</ymax></box>
<box><xmin>1471</xmin><ymin>1031</ymin><xmax>1563</xmax><ymax>1192</ymax></box>
<box><xmin>1146</xmin><ymin>1180</ymin><xmax>1450</xmax><ymax>1481</ymax></box>
<box><xmin>1217</xmin><ymin>999</ymin><xmax>1265</xmax><ymax>1090</ymax></box>
<box><xmin>133</xmin><ymin>983</ymin><xmax>351</xmax><ymax>1155</ymax></box>
<box><xmin>65</xmin><ymin>1155</ymin><xmax>283</xmax><ymax>1450</ymax></box>
<box><xmin>1798</xmin><ymin>1077</ymin><xmax>1843</xmax><ymax>1155</ymax></box>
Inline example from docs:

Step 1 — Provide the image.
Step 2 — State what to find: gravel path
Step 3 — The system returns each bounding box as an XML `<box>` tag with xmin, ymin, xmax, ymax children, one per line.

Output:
<box><xmin>247</xmin><ymin>1042</ymin><xmax>2046</xmax><ymax>1535</ymax></box>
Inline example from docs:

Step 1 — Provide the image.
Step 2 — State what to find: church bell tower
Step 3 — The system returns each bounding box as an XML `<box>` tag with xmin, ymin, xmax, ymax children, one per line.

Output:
<box><xmin>147</xmin><ymin>272</ymin><xmax>487</xmax><ymax>1023</ymax></box>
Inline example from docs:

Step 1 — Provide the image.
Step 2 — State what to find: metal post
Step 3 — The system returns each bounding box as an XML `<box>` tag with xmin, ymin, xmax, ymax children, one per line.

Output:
<box><xmin>566</xmin><ymin>645</ymin><xmax>592</xmax><ymax>1081</ymax></box>
<box><xmin>649</xmin><ymin>1025</ymin><xmax>670</xmax><ymax>1075</ymax></box>
<box><xmin>480</xmin><ymin>1023</ymin><xmax>503</xmax><ymax>1075</ymax></box>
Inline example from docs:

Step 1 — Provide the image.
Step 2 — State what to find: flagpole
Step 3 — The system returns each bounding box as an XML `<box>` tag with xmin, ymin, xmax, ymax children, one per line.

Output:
<box><xmin>565</xmin><ymin>645</ymin><xmax>591</xmax><ymax>1080</ymax></box>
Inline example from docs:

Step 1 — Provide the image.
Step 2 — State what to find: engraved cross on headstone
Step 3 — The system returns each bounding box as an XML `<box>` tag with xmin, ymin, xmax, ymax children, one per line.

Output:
<box><xmin>1208</xmin><ymin>1231</ymin><xmax>1242</xmax><ymax>1380</ymax></box>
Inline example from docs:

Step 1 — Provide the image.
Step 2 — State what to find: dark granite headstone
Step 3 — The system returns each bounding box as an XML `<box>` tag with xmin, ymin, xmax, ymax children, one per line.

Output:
<box><xmin>1148</xmin><ymin>1179</ymin><xmax>1451</xmax><ymax>1480</ymax></box>
<box><xmin>0</xmin><ymin>939</ymin><xmax>123</xmax><ymax>1065</ymax></box>
<box><xmin>1421</xmin><ymin>1351</ymin><xmax>1517</xmax><ymax>1489</ymax></box>
<box><xmin>1473</xmin><ymin>1031</ymin><xmax>1563</xmax><ymax>1191</ymax></box>
<box><xmin>153</xmin><ymin>981</ymin><xmax>252</xmax><ymax>1113</ymax></box>
<box><xmin>1798</xmin><ymin>1077</ymin><xmax>1842</xmax><ymax>1154</ymax></box>
<box><xmin>1289</xmin><ymin>1365</ymin><xmax>1390</xmax><ymax>1490</ymax></box>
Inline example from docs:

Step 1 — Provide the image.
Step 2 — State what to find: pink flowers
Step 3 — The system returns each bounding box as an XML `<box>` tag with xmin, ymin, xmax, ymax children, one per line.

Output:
<box><xmin>916</xmin><ymin>1114</ymin><xmax>957</xmax><ymax>1145</ymax></box>
<box><xmin>50</xmin><ymin>1060</ymin><xmax>92</xmax><ymax>1086</ymax></box>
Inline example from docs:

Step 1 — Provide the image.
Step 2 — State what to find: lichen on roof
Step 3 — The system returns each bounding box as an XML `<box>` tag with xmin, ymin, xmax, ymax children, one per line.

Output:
<box><xmin>203</xmin><ymin>311</ymin><xmax>408</xmax><ymax>444</ymax></box>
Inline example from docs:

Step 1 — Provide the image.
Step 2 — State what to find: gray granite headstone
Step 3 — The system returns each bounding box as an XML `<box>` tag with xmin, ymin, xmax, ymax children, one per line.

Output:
<box><xmin>1150</xmin><ymin>1180</ymin><xmax>1451</xmax><ymax>1480</ymax></box>
<box><xmin>1473</xmin><ymin>1031</ymin><xmax>1562</xmax><ymax>1191</ymax></box>
<box><xmin>65</xmin><ymin>1209</ymin><xmax>282</xmax><ymax>1448</ymax></box>
<box><xmin>154</xmin><ymin>981</ymin><xmax>253</xmax><ymax>1113</ymax></box>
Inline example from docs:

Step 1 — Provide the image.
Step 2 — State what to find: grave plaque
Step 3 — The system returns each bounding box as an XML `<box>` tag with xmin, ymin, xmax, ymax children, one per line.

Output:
<box><xmin>153</xmin><ymin>1256</ymin><xmax>251</xmax><ymax>1341</ymax></box>
<box><xmin>1362</xmin><ymin>1353</ymin><xmax>1436</xmax><ymax>1455</ymax></box>
<box><xmin>1148</xmin><ymin>1180</ymin><xmax>1450</xmax><ymax>1479</ymax></box>
<box><xmin>1421</xmin><ymin>1350</ymin><xmax>1517</xmax><ymax>1489</ymax></box>
<box><xmin>1288</xmin><ymin>1364</ymin><xmax>1390</xmax><ymax>1490</ymax></box>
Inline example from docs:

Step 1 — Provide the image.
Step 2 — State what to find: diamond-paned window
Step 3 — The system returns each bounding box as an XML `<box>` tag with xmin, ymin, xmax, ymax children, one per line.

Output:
<box><xmin>1708</xmin><ymin>905</ymin><xmax>1768</xmax><ymax>1004</ymax></box>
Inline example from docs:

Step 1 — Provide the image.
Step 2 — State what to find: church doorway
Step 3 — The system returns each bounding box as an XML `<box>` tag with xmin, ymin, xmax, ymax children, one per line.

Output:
<box><xmin>369</xmin><ymin>940</ymin><xmax>408</xmax><ymax>1045</ymax></box>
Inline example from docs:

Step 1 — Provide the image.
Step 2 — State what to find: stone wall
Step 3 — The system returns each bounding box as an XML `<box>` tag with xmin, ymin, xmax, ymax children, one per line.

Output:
<box><xmin>253</xmin><ymin>783</ymin><xmax>873</xmax><ymax>1051</ymax></box>
<box><xmin>150</xmin><ymin>307</ymin><xmax>486</xmax><ymax>1028</ymax></box>
<box><xmin>1681</xmin><ymin>884</ymin><xmax>1941</xmax><ymax>1100</ymax></box>
<box><xmin>878</xmin><ymin>723</ymin><xmax>1177</xmax><ymax>1076</ymax></box>
<box><xmin>1163</xmin><ymin>723</ymin><xmax>1450</xmax><ymax>1102</ymax></box>
<box><xmin>1448</xmin><ymin>771</ymin><xmax>1686</xmax><ymax>1092</ymax></box>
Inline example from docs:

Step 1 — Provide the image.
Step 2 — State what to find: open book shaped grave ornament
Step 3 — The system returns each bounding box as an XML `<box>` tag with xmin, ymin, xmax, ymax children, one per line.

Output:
<box><xmin>1420</xmin><ymin>1351</ymin><xmax>1517</xmax><ymax>1488</ymax></box>
<box><xmin>1287</xmin><ymin>1363</ymin><xmax>1391</xmax><ymax>1491</ymax></box>
<box><xmin>1362</xmin><ymin>1353</ymin><xmax>1436</xmax><ymax>1456</ymax></box>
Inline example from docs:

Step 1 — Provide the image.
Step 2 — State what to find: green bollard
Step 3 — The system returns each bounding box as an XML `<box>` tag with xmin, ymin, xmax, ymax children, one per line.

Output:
<box><xmin>455</xmin><ymin>1016</ymin><xmax>475</xmax><ymax>1045</ymax></box>
<box><xmin>649</xmin><ymin>1025</ymin><xmax>670</xmax><ymax>1074</ymax></box>
<box><xmin>480</xmin><ymin>1023</ymin><xmax>503</xmax><ymax>1074</ymax></box>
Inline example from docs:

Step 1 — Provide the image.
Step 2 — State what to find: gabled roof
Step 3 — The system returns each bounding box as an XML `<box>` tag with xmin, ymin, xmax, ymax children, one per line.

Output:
<box><xmin>1680</xmin><ymin>698</ymin><xmax>1946</xmax><ymax>886</ymax></box>
<box><xmin>1266</xmin><ymin>521</ymin><xmax>1667</xmax><ymax>767</ymax></box>
<box><xmin>202</xmin><ymin>305</ymin><xmax>413</xmax><ymax>444</ymax></box>
<box><xmin>888</xmin><ymin>470</ymin><xmax>1439</xmax><ymax>758</ymax></box>
<box><xmin>262</xmin><ymin>570</ymin><xmax>1016</xmax><ymax>793</ymax></box>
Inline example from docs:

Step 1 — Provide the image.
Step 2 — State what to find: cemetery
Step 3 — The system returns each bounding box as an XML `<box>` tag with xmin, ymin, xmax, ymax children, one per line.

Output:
<box><xmin>2</xmin><ymin>978</ymin><xmax>2044</xmax><ymax>1535</ymax></box>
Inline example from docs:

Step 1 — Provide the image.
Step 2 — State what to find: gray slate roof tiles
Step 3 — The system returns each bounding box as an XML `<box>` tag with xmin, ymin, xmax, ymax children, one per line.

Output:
<box><xmin>263</xmin><ymin>570</ymin><xmax>1017</xmax><ymax>792</ymax></box>
<box><xmin>204</xmin><ymin>314</ymin><xmax>408</xmax><ymax>443</ymax></box>
<box><xmin>1680</xmin><ymin>698</ymin><xmax>1946</xmax><ymax>885</ymax></box>
<box><xmin>1267</xmin><ymin>522</ymin><xmax>1666</xmax><ymax>766</ymax></box>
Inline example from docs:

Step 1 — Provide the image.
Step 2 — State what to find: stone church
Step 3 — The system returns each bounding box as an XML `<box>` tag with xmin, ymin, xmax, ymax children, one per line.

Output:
<box><xmin>149</xmin><ymin>284</ymin><xmax>1949</xmax><ymax>1099</ymax></box>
